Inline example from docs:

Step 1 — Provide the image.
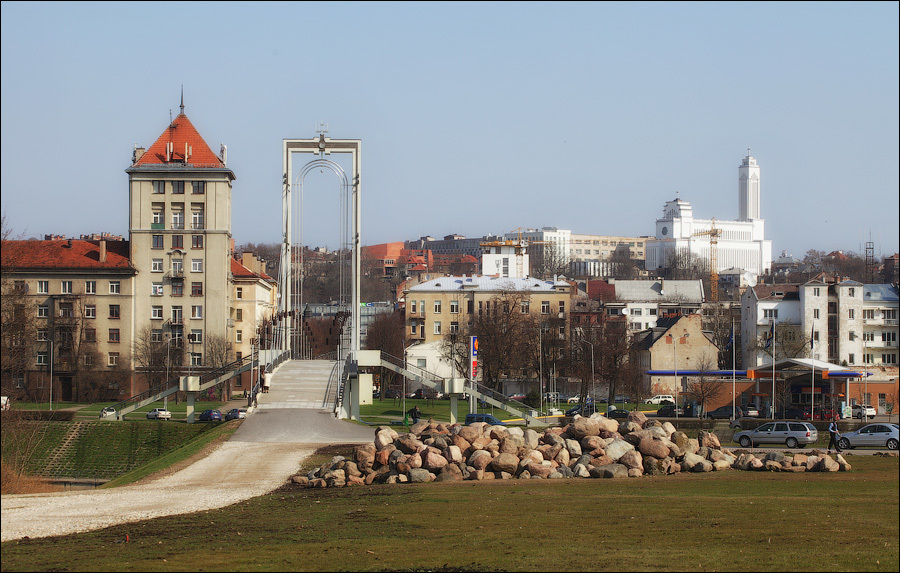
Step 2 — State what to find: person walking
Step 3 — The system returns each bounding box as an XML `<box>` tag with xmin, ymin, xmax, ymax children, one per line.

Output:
<box><xmin>406</xmin><ymin>405</ymin><xmax>421</xmax><ymax>425</ymax></box>
<box><xmin>828</xmin><ymin>416</ymin><xmax>842</xmax><ymax>454</ymax></box>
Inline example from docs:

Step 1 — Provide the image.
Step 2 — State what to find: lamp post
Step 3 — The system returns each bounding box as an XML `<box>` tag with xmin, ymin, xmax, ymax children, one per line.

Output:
<box><xmin>584</xmin><ymin>338</ymin><xmax>595</xmax><ymax>404</ymax></box>
<box><xmin>668</xmin><ymin>332</ymin><xmax>689</xmax><ymax>420</ymax></box>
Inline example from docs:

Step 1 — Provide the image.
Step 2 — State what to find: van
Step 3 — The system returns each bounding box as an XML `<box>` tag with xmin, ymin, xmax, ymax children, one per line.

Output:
<box><xmin>464</xmin><ymin>413</ymin><xmax>506</xmax><ymax>426</ymax></box>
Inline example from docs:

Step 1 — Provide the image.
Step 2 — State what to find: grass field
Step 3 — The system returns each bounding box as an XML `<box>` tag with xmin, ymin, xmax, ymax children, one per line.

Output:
<box><xmin>1</xmin><ymin>446</ymin><xmax>897</xmax><ymax>572</ymax></box>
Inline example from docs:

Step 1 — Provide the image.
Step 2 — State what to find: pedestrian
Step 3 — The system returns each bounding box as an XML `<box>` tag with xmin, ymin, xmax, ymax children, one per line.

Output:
<box><xmin>828</xmin><ymin>416</ymin><xmax>842</xmax><ymax>454</ymax></box>
<box><xmin>406</xmin><ymin>405</ymin><xmax>421</xmax><ymax>425</ymax></box>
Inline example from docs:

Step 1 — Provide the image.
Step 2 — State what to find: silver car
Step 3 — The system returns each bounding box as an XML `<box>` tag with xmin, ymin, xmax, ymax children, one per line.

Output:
<box><xmin>733</xmin><ymin>421</ymin><xmax>818</xmax><ymax>448</ymax></box>
<box><xmin>838</xmin><ymin>423</ymin><xmax>899</xmax><ymax>450</ymax></box>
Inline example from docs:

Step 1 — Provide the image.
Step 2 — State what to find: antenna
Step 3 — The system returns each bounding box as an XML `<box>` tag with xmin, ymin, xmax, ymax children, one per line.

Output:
<box><xmin>180</xmin><ymin>85</ymin><xmax>184</xmax><ymax>115</ymax></box>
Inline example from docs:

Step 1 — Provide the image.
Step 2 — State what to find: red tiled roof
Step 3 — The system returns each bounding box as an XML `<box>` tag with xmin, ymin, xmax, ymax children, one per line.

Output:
<box><xmin>230</xmin><ymin>257</ymin><xmax>273</xmax><ymax>281</ymax></box>
<box><xmin>1</xmin><ymin>240</ymin><xmax>133</xmax><ymax>270</ymax></box>
<box><xmin>134</xmin><ymin>113</ymin><xmax>224</xmax><ymax>167</ymax></box>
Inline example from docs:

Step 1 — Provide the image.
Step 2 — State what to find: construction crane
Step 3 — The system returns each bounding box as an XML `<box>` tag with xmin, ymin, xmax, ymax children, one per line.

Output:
<box><xmin>691</xmin><ymin>219</ymin><xmax>722</xmax><ymax>302</ymax></box>
<box><xmin>479</xmin><ymin>228</ymin><xmax>546</xmax><ymax>278</ymax></box>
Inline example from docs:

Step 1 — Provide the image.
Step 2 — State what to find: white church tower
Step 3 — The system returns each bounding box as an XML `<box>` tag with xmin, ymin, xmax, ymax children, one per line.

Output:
<box><xmin>738</xmin><ymin>149</ymin><xmax>760</xmax><ymax>221</ymax></box>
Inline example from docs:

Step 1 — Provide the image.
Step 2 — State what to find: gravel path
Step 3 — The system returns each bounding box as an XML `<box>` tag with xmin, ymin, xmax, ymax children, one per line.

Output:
<box><xmin>1</xmin><ymin>360</ymin><xmax>375</xmax><ymax>542</ymax></box>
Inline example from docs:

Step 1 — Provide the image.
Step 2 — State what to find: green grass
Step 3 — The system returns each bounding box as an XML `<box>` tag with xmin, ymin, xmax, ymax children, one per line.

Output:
<box><xmin>1</xmin><ymin>449</ymin><xmax>896</xmax><ymax>572</ymax></box>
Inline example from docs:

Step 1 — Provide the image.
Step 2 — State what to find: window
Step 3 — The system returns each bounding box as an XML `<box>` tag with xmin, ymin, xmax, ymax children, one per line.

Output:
<box><xmin>521</xmin><ymin>300</ymin><xmax>530</xmax><ymax>314</ymax></box>
<box><xmin>37</xmin><ymin>280</ymin><xmax>49</xmax><ymax>294</ymax></box>
<box><xmin>883</xmin><ymin>354</ymin><xmax>897</xmax><ymax>364</ymax></box>
<box><xmin>109</xmin><ymin>304</ymin><xmax>120</xmax><ymax>319</ymax></box>
<box><xmin>410</xmin><ymin>300</ymin><xmax>417</xmax><ymax>314</ymax></box>
<box><xmin>813</xmin><ymin>287</ymin><xmax>820</xmax><ymax>296</ymax></box>
<box><xmin>849</xmin><ymin>331</ymin><xmax>856</xmax><ymax>341</ymax></box>
<box><xmin>38</xmin><ymin>304</ymin><xmax>49</xmax><ymax>317</ymax></box>
<box><xmin>191</xmin><ymin>282</ymin><xmax>203</xmax><ymax>296</ymax></box>
<box><xmin>848</xmin><ymin>288</ymin><xmax>855</xmax><ymax>297</ymax></box>
<box><xmin>172</xmin><ymin>259</ymin><xmax>184</xmax><ymax>274</ymax></box>
<box><xmin>191</xmin><ymin>305</ymin><xmax>203</xmax><ymax>319</ymax></box>
<box><xmin>152</xmin><ymin>235</ymin><xmax>164</xmax><ymax>249</ymax></box>
<box><xmin>84</xmin><ymin>305</ymin><xmax>96</xmax><ymax>319</ymax></box>
<box><xmin>450</xmin><ymin>321</ymin><xmax>459</xmax><ymax>334</ymax></box>
<box><xmin>108</xmin><ymin>352</ymin><xmax>119</xmax><ymax>366</ymax></box>
<box><xmin>235</xmin><ymin>308</ymin><xmax>243</xmax><ymax>321</ymax></box>
<box><xmin>190</xmin><ymin>329</ymin><xmax>203</xmax><ymax>344</ymax></box>
<box><xmin>863</xmin><ymin>309</ymin><xmax>875</xmax><ymax>320</ymax></box>
<box><xmin>848</xmin><ymin>353</ymin><xmax>855</xmax><ymax>364</ymax></box>
<box><xmin>864</xmin><ymin>353</ymin><xmax>874</xmax><ymax>364</ymax></box>
<box><xmin>649</xmin><ymin>308</ymin><xmax>658</xmax><ymax>316</ymax></box>
<box><xmin>172</xmin><ymin>181</ymin><xmax>185</xmax><ymax>194</ymax></box>
<box><xmin>85</xmin><ymin>280</ymin><xmax>96</xmax><ymax>294</ymax></box>
<box><xmin>632</xmin><ymin>308</ymin><xmax>642</xmax><ymax>316</ymax></box>
<box><xmin>848</xmin><ymin>309</ymin><xmax>855</xmax><ymax>320</ymax></box>
<box><xmin>450</xmin><ymin>300</ymin><xmax>459</xmax><ymax>314</ymax></box>
<box><xmin>37</xmin><ymin>351</ymin><xmax>48</xmax><ymax>366</ymax></box>
<box><xmin>172</xmin><ymin>209</ymin><xmax>185</xmax><ymax>230</ymax></box>
<box><xmin>410</xmin><ymin>323</ymin><xmax>417</xmax><ymax>335</ymax></box>
<box><xmin>152</xmin><ymin>259</ymin><xmax>163</xmax><ymax>272</ymax></box>
<box><xmin>813</xmin><ymin>309</ymin><xmax>820</xmax><ymax>319</ymax></box>
<box><xmin>434</xmin><ymin>300</ymin><xmax>442</xmax><ymax>313</ymax></box>
<box><xmin>152</xmin><ymin>180</ymin><xmax>165</xmax><ymax>194</ymax></box>
<box><xmin>191</xmin><ymin>208</ymin><xmax>204</xmax><ymax>230</ymax></box>
<box><xmin>151</xmin><ymin>282</ymin><xmax>163</xmax><ymax>296</ymax></box>
<box><xmin>467</xmin><ymin>300</ymin><xmax>474</xmax><ymax>314</ymax></box>
<box><xmin>172</xmin><ymin>282</ymin><xmax>184</xmax><ymax>296</ymax></box>
<box><xmin>192</xmin><ymin>235</ymin><xmax>203</xmax><ymax>249</ymax></box>
<box><xmin>191</xmin><ymin>259</ymin><xmax>203</xmax><ymax>272</ymax></box>
<box><xmin>236</xmin><ymin>287</ymin><xmax>243</xmax><ymax>300</ymax></box>
<box><xmin>152</xmin><ymin>208</ymin><xmax>164</xmax><ymax>225</ymax></box>
<box><xmin>192</xmin><ymin>181</ymin><xmax>205</xmax><ymax>194</ymax></box>
<box><xmin>171</xmin><ymin>306</ymin><xmax>183</xmax><ymax>324</ymax></box>
<box><xmin>541</xmin><ymin>301</ymin><xmax>550</xmax><ymax>314</ymax></box>
<box><xmin>151</xmin><ymin>306</ymin><xmax>163</xmax><ymax>319</ymax></box>
<box><xmin>37</xmin><ymin>328</ymin><xmax>49</xmax><ymax>341</ymax></box>
<box><xmin>109</xmin><ymin>328</ymin><xmax>120</xmax><ymax>343</ymax></box>
<box><xmin>84</xmin><ymin>328</ymin><xmax>97</xmax><ymax>342</ymax></box>
<box><xmin>433</xmin><ymin>321</ymin><xmax>442</xmax><ymax>335</ymax></box>
<box><xmin>83</xmin><ymin>354</ymin><xmax>94</xmax><ymax>366</ymax></box>
<box><xmin>559</xmin><ymin>301</ymin><xmax>565</xmax><ymax>314</ymax></box>
<box><xmin>763</xmin><ymin>309</ymin><xmax>778</xmax><ymax>319</ymax></box>
<box><xmin>109</xmin><ymin>281</ymin><xmax>120</xmax><ymax>294</ymax></box>
<box><xmin>886</xmin><ymin>309</ymin><xmax>898</xmax><ymax>321</ymax></box>
<box><xmin>61</xmin><ymin>280</ymin><xmax>72</xmax><ymax>294</ymax></box>
<box><xmin>59</xmin><ymin>303</ymin><xmax>73</xmax><ymax>318</ymax></box>
<box><xmin>172</xmin><ymin>234</ymin><xmax>184</xmax><ymax>249</ymax></box>
<box><xmin>191</xmin><ymin>353</ymin><xmax>202</xmax><ymax>367</ymax></box>
<box><xmin>236</xmin><ymin>330</ymin><xmax>243</xmax><ymax>343</ymax></box>
<box><xmin>863</xmin><ymin>331</ymin><xmax>875</xmax><ymax>342</ymax></box>
<box><xmin>883</xmin><ymin>331</ymin><xmax>897</xmax><ymax>343</ymax></box>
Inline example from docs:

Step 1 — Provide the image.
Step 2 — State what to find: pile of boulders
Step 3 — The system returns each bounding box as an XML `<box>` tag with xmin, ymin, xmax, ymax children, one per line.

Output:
<box><xmin>291</xmin><ymin>411</ymin><xmax>851</xmax><ymax>488</ymax></box>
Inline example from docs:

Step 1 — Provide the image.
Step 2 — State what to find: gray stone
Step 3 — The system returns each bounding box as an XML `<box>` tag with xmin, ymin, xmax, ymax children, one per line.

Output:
<box><xmin>605</xmin><ymin>438</ymin><xmax>635</xmax><ymax>462</ymax></box>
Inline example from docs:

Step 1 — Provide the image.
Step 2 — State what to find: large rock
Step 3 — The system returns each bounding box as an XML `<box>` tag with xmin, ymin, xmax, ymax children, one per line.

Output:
<box><xmin>422</xmin><ymin>449</ymin><xmax>449</xmax><ymax>471</ymax></box>
<box><xmin>627</xmin><ymin>410</ymin><xmax>648</xmax><ymax>426</ymax></box>
<box><xmin>581</xmin><ymin>435</ymin><xmax>606</xmax><ymax>453</ymax></box>
<box><xmin>396</xmin><ymin>434</ymin><xmax>424</xmax><ymax>455</ymax></box>
<box><xmin>458</xmin><ymin>425</ymin><xmax>482</xmax><ymax>443</ymax></box>
<box><xmin>638</xmin><ymin>437</ymin><xmax>671</xmax><ymax>460</ymax></box>
<box><xmin>445</xmin><ymin>445</ymin><xmax>464</xmax><ymax>464</ymax></box>
<box><xmin>698</xmin><ymin>430</ymin><xmax>721</xmax><ymax>449</ymax></box>
<box><xmin>589</xmin><ymin>463</ymin><xmax>629</xmax><ymax>478</ymax></box>
<box><xmin>491</xmin><ymin>452</ymin><xmax>520</xmax><ymax>474</ymax></box>
<box><xmin>570</xmin><ymin>417</ymin><xmax>602</xmax><ymax>439</ymax></box>
<box><xmin>565</xmin><ymin>438</ymin><xmax>583</xmax><ymax>458</ymax></box>
<box><xmin>468</xmin><ymin>449</ymin><xmax>493</xmax><ymax>470</ymax></box>
<box><xmin>618</xmin><ymin>449</ymin><xmax>643</xmax><ymax>471</ymax></box>
<box><xmin>680</xmin><ymin>452</ymin><xmax>706</xmax><ymax>471</ymax></box>
<box><xmin>605</xmin><ymin>438</ymin><xmax>635</xmax><ymax>462</ymax></box>
<box><xmin>595</xmin><ymin>416</ymin><xmax>620</xmax><ymax>433</ymax></box>
<box><xmin>354</xmin><ymin>444</ymin><xmax>376</xmax><ymax>470</ymax></box>
<box><xmin>523</xmin><ymin>428</ymin><xmax>541</xmax><ymax>449</ymax></box>
<box><xmin>375</xmin><ymin>429</ymin><xmax>397</xmax><ymax>450</ymax></box>
<box><xmin>435</xmin><ymin>464</ymin><xmax>464</xmax><ymax>481</ymax></box>
<box><xmin>526</xmin><ymin>462</ymin><xmax>553</xmax><ymax>478</ymax></box>
<box><xmin>408</xmin><ymin>468</ymin><xmax>434</xmax><ymax>483</ymax></box>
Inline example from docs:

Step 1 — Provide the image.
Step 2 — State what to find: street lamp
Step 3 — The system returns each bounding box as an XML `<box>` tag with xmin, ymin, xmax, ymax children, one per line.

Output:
<box><xmin>583</xmin><ymin>338</ymin><xmax>595</xmax><ymax>404</ymax></box>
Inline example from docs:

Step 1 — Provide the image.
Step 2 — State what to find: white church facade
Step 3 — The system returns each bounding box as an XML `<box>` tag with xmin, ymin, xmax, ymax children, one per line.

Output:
<box><xmin>644</xmin><ymin>152</ymin><xmax>773</xmax><ymax>277</ymax></box>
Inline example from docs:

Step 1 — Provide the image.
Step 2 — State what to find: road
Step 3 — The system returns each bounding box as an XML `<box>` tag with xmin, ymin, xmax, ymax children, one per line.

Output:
<box><xmin>1</xmin><ymin>360</ymin><xmax>373</xmax><ymax>542</ymax></box>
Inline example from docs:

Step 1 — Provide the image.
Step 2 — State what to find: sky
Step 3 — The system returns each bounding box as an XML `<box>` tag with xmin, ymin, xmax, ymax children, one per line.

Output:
<box><xmin>2</xmin><ymin>1</ymin><xmax>898</xmax><ymax>260</ymax></box>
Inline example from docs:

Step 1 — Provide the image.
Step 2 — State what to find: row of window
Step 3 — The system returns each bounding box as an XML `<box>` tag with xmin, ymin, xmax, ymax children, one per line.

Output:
<box><xmin>152</xmin><ymin>305</ymin><xmax>205</xmax><ymax>321</ymax></box>
<box><xmin>150</xmin><ymin>207</ymin><xmax>205</xmax><ymax>230</ymax></box>
<box><xmin>410</xmin><ymin>320</ymin><xmax>568</xmax><ymax>337</ymax></box>
<box><xmin>32</xmin><ymin>280</ymin><xmax>121</xmax><ymax>296</ymax></box>
<box><xmin>150</xmin><ymin>235</ymin><xmax>205</xmax><ymax>250</ymax></box>
<box><xmin>37</xmin><ymin>351</ymin><xmax>203</xmax><ymax>368</ymax></box>
<box><xmin>151</xmin><ymin>180</ymin><xmax>205</xmax><ymax>194</ymax></box>
<box><xmin>151</xmin><ymin>282</ymin><xmax>204</xmax><ymax>296</ymax></box>
<box><xmin>150</xmin><ymin>258</ymin><xmax>204</xmax><ymax>272</ymax></box>
<box><xmin>37</xmin><ymin>303</ymin><xmax>121</xmax><ymax>319</ymax></box>
<box><xmin>408</xmin><ymin>300</ymin><xmax>565</xmax><ymax>315</ymax></box>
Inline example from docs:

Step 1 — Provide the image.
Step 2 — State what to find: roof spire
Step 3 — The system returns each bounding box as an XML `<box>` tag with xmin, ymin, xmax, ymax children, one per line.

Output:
<box><xmin>180</xmin><ymin>85</ymin><xmax>184</xmax><ymax>115</ymax></box>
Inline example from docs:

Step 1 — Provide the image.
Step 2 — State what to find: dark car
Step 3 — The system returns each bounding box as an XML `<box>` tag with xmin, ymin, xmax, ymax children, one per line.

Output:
<box><xmin>464</xmin><ymin>413</ymin><xmax>506</xmax><ymax>426</ymax></box>
<box><xmin>198</xmin><ymin>409</ymin><xmax>223</xmax><ymax>422</ymax></box>
<box><xmin>565</xmin><ymin>403</ymin><xmax>599</xmax><ymax>417</ymax></box>
<box><xmin>656</xmin><ymin>404</ymin><xmax>684</xmax><ymax>417</ymax></box>
<box><xmin>224</xmin><ymin>408</ymin><xmax>246</xmax><ymax>421</ymax></box>
<box><xmin>776</xmin><ymin>407</ymin><xmax>805</xmax><ymax>420</ymax></box>
<box><xmin>707</xmin><ymin>405</ymin><xmax>735</xmax><ymax>419</ymax></box>
<box><xmin>606</xmin><ymin>408</ymin><xmax>630</xmax><ymax>419</ymax></box>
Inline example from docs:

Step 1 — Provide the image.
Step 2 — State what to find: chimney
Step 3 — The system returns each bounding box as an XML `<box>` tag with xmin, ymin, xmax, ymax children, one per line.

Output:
<box><xmin>100</xmin><ymin>240</ymin><xmax>107</xmax><ymax>263</ymax></box>
<box><xmin>133</xmin><ymin>146</ymin><xmax>146</xmax><ymax>164</ymax></box>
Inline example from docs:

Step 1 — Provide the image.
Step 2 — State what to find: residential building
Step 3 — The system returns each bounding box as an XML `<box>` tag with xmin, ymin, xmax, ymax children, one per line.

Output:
<box><xmin>229</xmin><ymin>253</ymin><xmax>277</xmax><ymax>391</ymax></box>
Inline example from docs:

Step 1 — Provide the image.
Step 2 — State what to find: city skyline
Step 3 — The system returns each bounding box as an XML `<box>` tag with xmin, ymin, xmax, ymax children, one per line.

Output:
<box><xmin>2</xmin><ymin>2</ymin><xmax>898</xmax><ymax>260</ymax></box>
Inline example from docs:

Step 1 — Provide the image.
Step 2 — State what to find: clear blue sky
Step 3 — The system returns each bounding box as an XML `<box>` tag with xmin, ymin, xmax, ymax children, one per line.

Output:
<box><xmin>2</xmin><ymin>1</ymin><xmax>898</xmax><ymax>259</ymax></box>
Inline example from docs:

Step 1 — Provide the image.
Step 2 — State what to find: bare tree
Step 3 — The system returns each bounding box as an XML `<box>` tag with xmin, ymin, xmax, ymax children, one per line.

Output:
<box><xmin>746</xmin><ymin>321</ymin><xmax>809</xmax><ymax>363</ymax></box>
<box><xmin>685</xmin><ymin>356</ymin><xmax>727</xmax><ymax>417</ymax></box>
<box><xmin>133</xmin><ymin>326</ymin><xmax>182</xmax><ymax>390</ymax></box>
<box><xmin>528</xmin><ymin>244</ymin><xmax>569</xmax><ymax>279</ymax></box>
<box><xmin>470</xmin><ymin>291</ymin><xmax>537</xmax><ymax>390</ymax></box>
<box><xmin>365</xmin><ymin>310</ymin><xmax>406</xmax><ymax>399</ymax></box>
<box><xmin>205</xmin><ymin>334</ymin><xmax>232</xmax><ymax>401</ymax></box>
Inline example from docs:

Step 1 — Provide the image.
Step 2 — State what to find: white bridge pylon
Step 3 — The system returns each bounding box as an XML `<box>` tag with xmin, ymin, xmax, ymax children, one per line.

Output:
<box><xmin>281</xmin><ymin>133</ymin><xmax>361</xmax><ymax>362</ymax></box>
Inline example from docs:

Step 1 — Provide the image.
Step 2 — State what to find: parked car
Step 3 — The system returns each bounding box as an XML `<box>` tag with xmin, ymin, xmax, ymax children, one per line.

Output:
<box><xmin>851</xmin><ymin>404</ymin><xmax>877</xmax><ymax>420</ymax></box>
<box><xmin>606</xmin><ymin>407</ymin><xmax>630</xmax><ymax>420</ymax></box>
<box><xmin>733</xmin><ymin>421</ymin><xmax>818</xmax><ymax>448</ymax></box>
<box><xmin>775</xmin><ymin>407</ymin><xmax>805</xmax><ymax>420</ymax></box>
<box><xmin>739</xmin><ymin>404</ymin><xmax>760</xmax><ymax>418</ymax></box>
<box><xmin>614</xmin><ymin>395</ymin><xmax>629</xmax><ymax>403</ymax></box>
<box><xmin>567</xmin><ymin>396</ymin><xmax>580</xmax><ymax>404</ymax></box>
<box><xmin>706</xmin><ymin>405</ymin><xmax>735</xmax><ymax>420</ymax></box>
<box><xmin>225</xmin><ymin>408</ymin><xmax>247</xmax><ymax>421</ymax></box>
<box><xmin>838</xmin><ymin>423</ymin><xmax>898</xmax><ymax>450</ymax></box>
<box><xmin>656</xmin><ymin>404</ymin><xmax>684</xmax><ymax>417</ymax></box>
<box><xmin>198</xmin><ymin>409</ymin><xmax>223</xmax><ymax>422</ymax></box>
<box><xmin>407</xmin><ymin>389</ymin><xmax>425</xmax><ymax>399</ymax></box>
<box><xmin>565</xmin><ymin>403</ymin><xmax>598</xmax><ymax>417</ymax></box>
<box><xmin>146</xmin><ymin>408</ymin><xmax>171</xmax><ymax>420</ymax></box>
<box><xmin>99</xmin><ymin>407</ymin><xmax>117</xmax><ymax>419</ymax></box>
<box><xmin>464</xmin><ymin>413</ymin><xmax>506</xmax><ymax>426</ymax></box>
<box><xmin>644</xmin><ymin>394</ymin><xmax>675</xmax><ymax>405</ymax></box>
<box><xmin>507</xmin><ymin>393</ymin><xmax>526</xmax><ymax>402</ymax></box>
<box><xmin>802</xmin><ymin>408</ymin><xmax>837</xmax><ymax>421</ymax></box>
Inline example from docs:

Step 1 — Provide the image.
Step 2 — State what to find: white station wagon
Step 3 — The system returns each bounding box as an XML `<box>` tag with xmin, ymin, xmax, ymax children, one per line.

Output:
<box><xmin>644</xmin><ymin>395</ymin><xmax>675</xmax><ymax>405</ymax></box>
